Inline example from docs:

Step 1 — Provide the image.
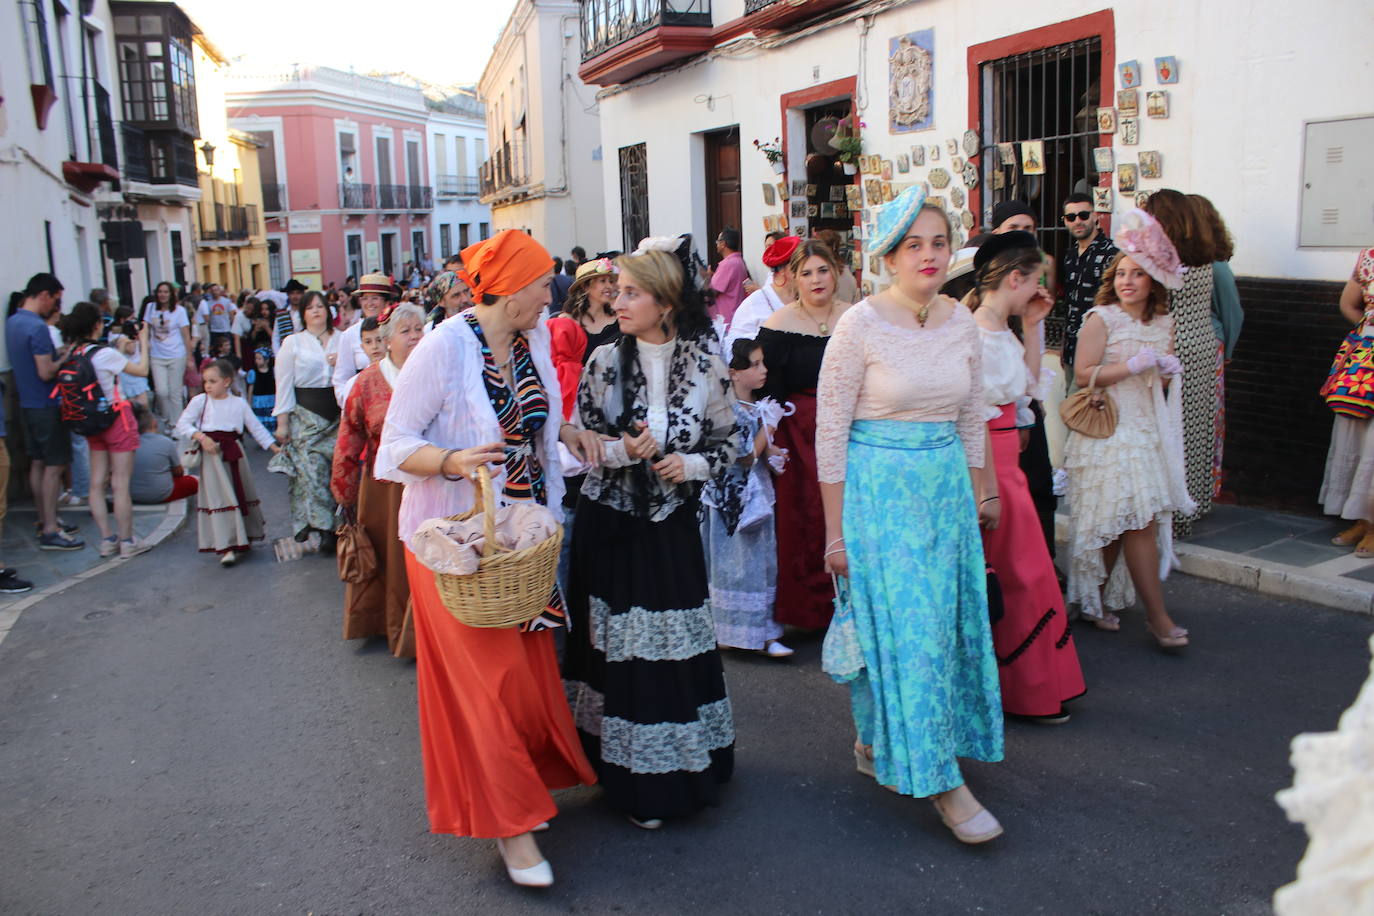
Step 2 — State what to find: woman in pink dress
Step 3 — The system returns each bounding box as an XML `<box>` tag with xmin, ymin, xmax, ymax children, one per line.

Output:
<box><xmin>965</xmin><ymin>231</ymin><xmax>1086</xmax><ymax>723</ymax></box>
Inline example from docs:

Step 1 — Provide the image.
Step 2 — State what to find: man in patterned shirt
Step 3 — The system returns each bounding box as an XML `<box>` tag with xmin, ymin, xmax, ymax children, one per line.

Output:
<box><xmin>1058</xmin><ymin>191</ymin><xmax>1118</xmax><ymax>374</ymax></box>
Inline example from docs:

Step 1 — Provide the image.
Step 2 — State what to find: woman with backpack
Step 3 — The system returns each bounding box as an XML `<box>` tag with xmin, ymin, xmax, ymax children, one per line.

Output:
<box><xmin>59</xmin><ymin>302</ymin><xmax>152</xmax><ymax>559</ymax></box>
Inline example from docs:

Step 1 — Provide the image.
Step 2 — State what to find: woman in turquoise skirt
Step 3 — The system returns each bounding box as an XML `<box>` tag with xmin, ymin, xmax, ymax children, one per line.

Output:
<box><xmin>816</xmin><ymin>185</ymin><xmax>1005</xmax><ymax>844</ymax></box>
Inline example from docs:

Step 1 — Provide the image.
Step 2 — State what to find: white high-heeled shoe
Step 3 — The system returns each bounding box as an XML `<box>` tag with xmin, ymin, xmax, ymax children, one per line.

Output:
<box><xmin>496</xmin><ymin>838</ymin><xmax>553</xmax><ymax>887</ymax></box>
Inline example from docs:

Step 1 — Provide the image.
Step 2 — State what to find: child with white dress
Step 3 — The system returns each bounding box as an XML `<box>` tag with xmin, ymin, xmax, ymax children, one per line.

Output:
<box><xmin>1063</xmin><ymin>209</ymin><xmax>1195</xmax><ymax>648</ymax></box>
<box><xmin>175</xmin><ymin>359</ymin><xmax>281</xmax><ymax>566</ymax></box>
<box><xmin>701</xmin><ymin>338</ymin><xmax>792</xmax><ymax>657</ymax></box>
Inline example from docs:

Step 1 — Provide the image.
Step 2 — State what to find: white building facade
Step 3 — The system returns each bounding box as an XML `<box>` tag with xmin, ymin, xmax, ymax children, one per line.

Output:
<box><xmin>2</xmin><ymin>0</ymin><xmax>122</xmax><ymax>317</ymax></box>
<box><xmin>426</xmin><ymin>91</ymin><xmax>492</xmax><ymax>261</ymax></box>
<box><xmin>479</xmin><ymin>0</ymin><xmax>605</xmax><ymax>260</ymax></box>
<box><xmin>584</xmin><ymin>0</ymin><xmax>1369</xmax><ymax>284</ymax></box>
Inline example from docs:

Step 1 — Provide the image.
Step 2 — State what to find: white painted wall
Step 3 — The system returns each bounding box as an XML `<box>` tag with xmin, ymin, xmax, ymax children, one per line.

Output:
<box><xmin>0</xmin><ymin>0</ymin><xmax>115</xmax><ymax>323</ymax></box>
<box><xmin>597</xmin><ymin>0</ymin><xmax>1372</xmax><ymax>281</ymax></box>
<box><xmin>479</xmin><ymin>0</ymin><xmax>605</xmax><ymax>259</ymax></box>
<box><xmin>427</xmin><ymin>107</ymin><xmax>491</xmax><ymax>260</ymax></box>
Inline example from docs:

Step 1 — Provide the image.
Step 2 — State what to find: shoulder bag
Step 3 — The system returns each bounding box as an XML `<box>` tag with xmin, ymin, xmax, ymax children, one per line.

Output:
<box><xmin>1058</xmin><ymin>364</ymin><xmax>1117</xmax><ymax>438</ymax></box>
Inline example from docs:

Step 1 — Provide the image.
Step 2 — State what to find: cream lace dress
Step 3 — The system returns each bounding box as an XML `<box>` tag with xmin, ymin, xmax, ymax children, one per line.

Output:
<box><xmin>1063</xmin><ymin>305</ymin><xmax>1195</xmax><ymax>619</ymax></box>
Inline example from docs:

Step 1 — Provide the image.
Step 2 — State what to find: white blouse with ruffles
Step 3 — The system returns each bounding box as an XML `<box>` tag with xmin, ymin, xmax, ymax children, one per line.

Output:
<box><xmin>978</xmin><ymin>326</ymin><xmax>1042</xmax><ymax>427</ymax></box>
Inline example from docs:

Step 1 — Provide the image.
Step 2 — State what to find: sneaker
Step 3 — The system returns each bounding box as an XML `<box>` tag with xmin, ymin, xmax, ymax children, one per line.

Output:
<box><xmin>98</xmin><ymin>536</ymin><xmax>119</xmax><ymax>558</ymax></box>
<box><xmin>219</xmin><ymin>551</ymin><xmax>238</xmax><ymax>567</ymax></box>
<box><xmin>38</xmin><ymin>530</ymin><xmax>85</xmax><ymax>551</ymax></box>
<box><xmin>34</xmin><ymin>519</ymin><xmax>81</xmax><ymax>535</ymax></box>
<box><xmin>60</xmin><ymin>492</ymin><xmax>88</xmax><ymax>508</ymax></box>
<box><xmin>763</xmin><ymin>640</ymin><xmax>794</xmax><ymax>658</ymax></box>
<box><xmin>0</xmin><ymin>571</ymin><xmax>33</xmax><ymax>594</ymax></box>
<box><xmin>119</xmin><ymin>538</ymin><xmax>152</xmax><ymax>560</ymax></box>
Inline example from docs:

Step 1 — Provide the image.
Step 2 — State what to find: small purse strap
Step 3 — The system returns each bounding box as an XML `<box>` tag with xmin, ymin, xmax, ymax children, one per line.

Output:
<box><xmin>1087</xmin><ymin>364</ymin><xmax>1104</xmax><ymax>395</ymax></box>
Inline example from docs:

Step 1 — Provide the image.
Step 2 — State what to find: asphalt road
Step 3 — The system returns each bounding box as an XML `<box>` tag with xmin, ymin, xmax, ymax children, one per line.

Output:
<box><xmin>2</xmin><ymin>453</ymin><xmax>1371</xmax><ymax>915</ymax></box>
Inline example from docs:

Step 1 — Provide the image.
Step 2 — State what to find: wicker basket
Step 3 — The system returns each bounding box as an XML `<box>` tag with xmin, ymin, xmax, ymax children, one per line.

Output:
<box><xmin>433</xmin><ymin>465</ymin><xmax>563</xmax><ymax>628</ymax></box>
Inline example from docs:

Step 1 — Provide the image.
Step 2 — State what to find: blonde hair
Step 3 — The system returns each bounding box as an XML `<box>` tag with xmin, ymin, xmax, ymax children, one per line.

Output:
<box><xmin>961</xmin><ymin>247</ymin><xmax>1042</xmax><ymax>311</ymax></box>
<box><xmin>787</xmin><ymin>239</ymin><xmax>841</xmax><ymax>281</ymax></box>
<box><xmin>615</xmin><ymin>250</ymin><xmax>683</xmax><ymax>311</ymax></box>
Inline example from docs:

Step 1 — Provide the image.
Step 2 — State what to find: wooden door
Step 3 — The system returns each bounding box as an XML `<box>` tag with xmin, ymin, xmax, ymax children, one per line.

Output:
<box><xmin>703</xmin><ymin>127</ymin><xmax>742</xmax><ymax>264</ymax></box>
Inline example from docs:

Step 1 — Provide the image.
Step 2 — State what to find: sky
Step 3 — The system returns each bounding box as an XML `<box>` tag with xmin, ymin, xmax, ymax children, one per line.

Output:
<box><xmin>177</xmin><ymin>0</ymin><xmax>519</xmax><ymax>87</ymax></box>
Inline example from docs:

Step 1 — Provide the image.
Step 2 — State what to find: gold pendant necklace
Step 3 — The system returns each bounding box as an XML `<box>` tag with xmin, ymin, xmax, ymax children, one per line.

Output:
<box><xmin>797</xmin><ymin>300</ymin><xmax>837</xmax><ymax>336</ymax></box>
<box><xmin>888</xmin><ymin>287</ymin><xmax>938</xmax><ymax>327</ymax></box>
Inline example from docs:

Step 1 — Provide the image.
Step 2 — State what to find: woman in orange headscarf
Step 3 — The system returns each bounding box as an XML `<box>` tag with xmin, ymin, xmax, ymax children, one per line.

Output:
<box><xmin>376</xmin><ymin>230</ymin><xmax>597</xmax><ymax>888</ymax></box>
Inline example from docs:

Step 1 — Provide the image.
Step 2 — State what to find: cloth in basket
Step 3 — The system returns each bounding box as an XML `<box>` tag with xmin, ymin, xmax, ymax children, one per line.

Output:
<box><xmin>412</xmin><ymin>502</ymin><xmax>559</xmax><ymax>576</ymax></box>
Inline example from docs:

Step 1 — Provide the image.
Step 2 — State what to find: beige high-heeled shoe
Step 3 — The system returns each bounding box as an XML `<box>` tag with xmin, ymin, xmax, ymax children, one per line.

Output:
<box><xmin>1333</xmin><ymin>520</ymin><xmax>1368</xmax><ymax>546</ymax></box>
<box><xmin>931</xmin><ymin>794</ymin><xmax>1004</xmax><ymax>844</ymax></box>
<box><xmin>1146</xmin><ymin>622</ymin><xmax>1190</xmax><ymax>649</ymax></box>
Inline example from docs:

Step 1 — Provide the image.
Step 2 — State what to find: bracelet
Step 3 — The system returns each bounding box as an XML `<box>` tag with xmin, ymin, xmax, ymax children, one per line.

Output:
<box><xmin>439</xmin><ymin>448</ymin><xmax>466</xmax><ymax>482</ymax></box>
<box><xmin>823</xmin><ymin>545</ymin><xmax>848</xmax><ymax>558</ymax></box>
<box><xmin>825</xmin><ymin>537</ymin><xmax>845</xmax><ymax>552</ymax></box>
<box><xmin>980</xmin><ymin>496</ymin><xmax>1000</xmax><ymax>504</ymax></box>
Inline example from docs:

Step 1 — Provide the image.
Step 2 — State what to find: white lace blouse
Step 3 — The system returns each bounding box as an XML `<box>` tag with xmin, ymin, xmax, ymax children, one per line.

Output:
<box><xmin>273</xmin><ymin>331</ymin><xmax>334</xmax><ymax>415</ymax></box>
<box><xmin>816</xmin><ymin>298</ymin><xmax>985</xmax><ymax>483</ymax></box>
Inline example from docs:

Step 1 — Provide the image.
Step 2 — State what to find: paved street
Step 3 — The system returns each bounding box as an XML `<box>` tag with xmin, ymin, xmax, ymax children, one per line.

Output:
<box><xmin>2</xmin><ymin>454</ymin><xmax>1371</xmax><ymax>915</ymax></box>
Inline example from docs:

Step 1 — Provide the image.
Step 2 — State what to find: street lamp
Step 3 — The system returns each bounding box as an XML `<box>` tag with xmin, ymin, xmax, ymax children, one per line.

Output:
<box><xmin>200</xmin><ymin>141</ymin><xmax>216</xmax><ymax>170</ymax></box>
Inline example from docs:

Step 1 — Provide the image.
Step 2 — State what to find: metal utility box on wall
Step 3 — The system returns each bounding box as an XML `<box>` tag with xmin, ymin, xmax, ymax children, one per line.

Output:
<box><xmin>1299</xmin><ymin>114</ymin><xmax>1374</xmax><ymax>248</ymax></box>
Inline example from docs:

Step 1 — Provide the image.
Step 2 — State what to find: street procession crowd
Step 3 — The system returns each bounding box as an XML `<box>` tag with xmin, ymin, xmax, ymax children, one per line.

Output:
<box><xmin>11</xmin><ymin>173</ymin><xmax>1374</xmax><ymax>889</ymax></box>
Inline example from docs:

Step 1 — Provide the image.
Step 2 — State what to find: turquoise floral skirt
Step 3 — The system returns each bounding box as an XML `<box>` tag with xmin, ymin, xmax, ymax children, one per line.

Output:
<box><xmin>839</xmin><ymin>419</ymin><xmax>1003</xmax><ymax>797</ymax></box>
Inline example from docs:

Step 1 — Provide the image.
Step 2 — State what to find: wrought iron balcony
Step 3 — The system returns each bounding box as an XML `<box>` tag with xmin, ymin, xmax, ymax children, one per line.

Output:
<box><xmin>407</xmin><ymin>184</ymin><xmax>433</xmax><ymax>209</ymax></box>
<box><xmin>479</xmin><ymin>140</ymin><xmax>529</xmax><ymax>198</ymax></box>
<box><xmin>580</xmin><ymin>0</ymin><xmax>712</xmax><ymax>62</ymax></box>
<box><xmin>340</xmin><ymin>182</ymin><xmax>374</xmax><ymax>209</ymax></box>
<box><xmin>261</xmin><ymin>183</ymin><xmax>287</xmax><ymax>213</ymax></box>
<box><xmin>744</xmin><ymin>0</ymin><xmax>775</xmax><ymax>11</ymax></box>
<box><xmin>377</xmin><ymin>183</ymin><xmax>407</xmax><ymax>209</ymax></box>
<box><xmin>436</xmin><ymin>174</ymin><xmax>480</xmax><ymax>197</ymax></box>
<box><xmin>201</xmin><ymin>203</ymin><xmax>258</xmax><ymax>242</ymax></box>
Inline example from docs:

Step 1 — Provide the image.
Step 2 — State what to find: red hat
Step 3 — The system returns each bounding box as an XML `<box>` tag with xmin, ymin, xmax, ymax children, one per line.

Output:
<box><xmin>762</xmin><ymin>235</ymin><xmax>801</xmax><ymax>268</ymax></box>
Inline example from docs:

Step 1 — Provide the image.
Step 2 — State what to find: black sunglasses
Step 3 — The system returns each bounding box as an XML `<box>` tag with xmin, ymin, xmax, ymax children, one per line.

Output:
<box><xmin>1063</xmin><ymin>210</ymin><xmax>1094</xmax><ymax>222</ymax></box>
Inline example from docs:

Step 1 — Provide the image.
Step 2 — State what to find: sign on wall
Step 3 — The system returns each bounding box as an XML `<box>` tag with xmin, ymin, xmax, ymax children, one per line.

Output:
<box><xmin>289</xmin><ymin>214</ymin><xmax>322</xmax><ymax>233</ymax></box>
<box><xmin>365</xmin><ymin>241</ymin><xmax>380</xmax><ymax>271</ymax></box>
<box><xmin>889</xmin><ymin>29</ymin><xmax>935</xmax><ymax>134</ymax></box>
<box><xmin>290</xmin><ymin>248</ymin><xmax>321</xmax><ymax>272</ymax></box>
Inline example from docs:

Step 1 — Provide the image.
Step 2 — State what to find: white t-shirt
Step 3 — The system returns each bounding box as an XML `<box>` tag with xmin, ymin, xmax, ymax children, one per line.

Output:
<box><xmin>88</xmin><ymin>344</ymin><xmax>129</xmax><ymax>402</ymax></box>
<box><xmin>197</xmin><ymin>296</ymin><xmax>237</xmax><ymax>334</ymax></box>
<box><xmin>144</xmin><ymin>305</ymin><xmax>191</xmax><ymax>359</ymax></box>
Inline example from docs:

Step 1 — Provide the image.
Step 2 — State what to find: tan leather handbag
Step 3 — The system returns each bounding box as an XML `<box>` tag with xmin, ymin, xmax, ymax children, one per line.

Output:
<box><xmin>1059</xmin><ymin>365</ymin><xmax>1117</xmax><ymax>438</ymax></box>
<box><xmin>336</xmin><ymin>512</ymin><xmax>378</xmax><ymax>585</ymax></box>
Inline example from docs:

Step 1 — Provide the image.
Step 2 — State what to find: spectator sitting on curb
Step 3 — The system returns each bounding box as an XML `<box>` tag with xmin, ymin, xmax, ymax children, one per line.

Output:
<box><xmin>130</xmin><ymin>404</ymin><xmax>199</xmax><ymax>505</ymax></box>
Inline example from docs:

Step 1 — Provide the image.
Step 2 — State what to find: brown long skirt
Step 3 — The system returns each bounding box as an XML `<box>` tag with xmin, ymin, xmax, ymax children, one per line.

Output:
<box><xmin>343</xmin><ymin>473</ymin><xmax>414</xmax><ymax>657</ymax></box>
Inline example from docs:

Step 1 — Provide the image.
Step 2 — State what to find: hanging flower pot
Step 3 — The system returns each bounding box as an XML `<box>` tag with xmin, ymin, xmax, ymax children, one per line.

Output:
<box><xmin>771</xmin><ymin>159</ymin><xmax>786</xmax><ymax>175</ymax></box>
<box><xmin>842</xmin><ymin>161</ymin><xmax>858</xmax><ymax>175</ymax></box>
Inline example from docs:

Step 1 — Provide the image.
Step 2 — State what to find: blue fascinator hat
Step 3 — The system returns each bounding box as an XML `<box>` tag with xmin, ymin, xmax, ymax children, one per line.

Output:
<box><xmin>869</xmin><ymin>183</ymin><xmax>930</xmax><ymax>256</ymax></box>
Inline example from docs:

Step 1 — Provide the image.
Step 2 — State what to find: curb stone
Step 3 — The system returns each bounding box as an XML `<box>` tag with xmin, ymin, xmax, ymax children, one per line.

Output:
<box><xmin>0</xmin><ymin>498</ymin><xmax>190</xmax><ymax>647</ymax></box>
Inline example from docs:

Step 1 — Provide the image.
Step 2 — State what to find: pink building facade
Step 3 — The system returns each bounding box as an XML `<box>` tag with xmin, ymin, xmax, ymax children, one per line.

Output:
<box><xmin>227</xmin><ymin>67</ymin><xmax>433</xmax><ymax>290</ymax></box>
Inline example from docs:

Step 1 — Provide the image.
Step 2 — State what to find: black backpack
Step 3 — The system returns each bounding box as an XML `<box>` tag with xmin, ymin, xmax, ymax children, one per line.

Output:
<box><xmin>56</xmin><ymin>342</ymin><xmax>119</xmax><ymax>436</ymax></box>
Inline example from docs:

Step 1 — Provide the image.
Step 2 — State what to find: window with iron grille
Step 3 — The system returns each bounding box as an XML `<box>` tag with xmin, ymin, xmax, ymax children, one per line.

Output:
<box><xmin>619</xmin><ymin>143</ymin><xmax>649</xmax><ymax>254</ymax></box>
<box><xmin>978</xmin><ymin>37</ymin><xmax>1101</xmax><ymax>346</ymax></box>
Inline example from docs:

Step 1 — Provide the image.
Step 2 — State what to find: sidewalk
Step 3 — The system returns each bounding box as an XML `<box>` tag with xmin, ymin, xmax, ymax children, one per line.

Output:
<box><xmin>0</xmin><ymin>498</ymin><xmax>189</xmax><ymax>640</ymax></box>
<box><xmin>1057</xmin><ymin>503</ymin><xmax>1374</xmax><ymax>616</ymax></box>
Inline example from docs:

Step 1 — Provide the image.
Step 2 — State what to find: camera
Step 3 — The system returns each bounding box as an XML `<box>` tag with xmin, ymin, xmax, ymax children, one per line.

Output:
<box><xmin>121</xmin><ymin>317</ymin><xmax>143</xmax><ymax>338</ymax></box>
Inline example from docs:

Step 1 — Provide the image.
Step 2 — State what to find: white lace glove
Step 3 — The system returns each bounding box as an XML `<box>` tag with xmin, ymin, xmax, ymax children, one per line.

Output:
<box><xmin>1155</xmin><ymin>354</ymin><xmax>1183</xmax><ymax>378</ymax></box>
<box><xmin>1125</xmin><ymin>347</ymin><xmax>1159</xmax><ymax>375</ymax></box>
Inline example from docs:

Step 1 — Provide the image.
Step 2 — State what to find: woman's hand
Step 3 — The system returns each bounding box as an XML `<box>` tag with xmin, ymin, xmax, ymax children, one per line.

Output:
<box><xmin>1024</xmin><ymin>287</ymin><xmax>1054</xmax><ymax>326</ymax></box>
<box><xmin>269</xmin><ymin>443</ymin><xmax>283</xmax><ymax>455</ymax></box>
<box><xmin>622</xmin><ymin>422</ymin><xmax>658</xmax><ymax>461</ymax></box>
<box><xmin>823</xmin><ymin>535</ymin><xmax>849</xmax><ymax>578</ymax></box>
<box><xmin>442</xmin><ymin>443</ymin><xmax>506</xmax><ymax>481</ymax></box>
<box><xmin>652</xmin><ymin>453</ymin><xmax>686</xmax><ymax>483</ymax></box>
<box><xmin>979</xmin><ymin>496</ymin><xmax>1001</xmax><ymax>530</ymax></box>
<box><xmin>561</xmin><ymin>424</ymin><xmax>611</xmax><ymax>466</ymax></box>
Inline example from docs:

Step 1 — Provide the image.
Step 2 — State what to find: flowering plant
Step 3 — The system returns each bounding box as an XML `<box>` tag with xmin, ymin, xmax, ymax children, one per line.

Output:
<box><xmin>828</xmin><ymin>117</ymin><xmax>865</xmax><ymax>163</ymax></box>
<box><xmin>753</xmin><ymin>137</ymin><xmax>784</xmax><ymax>164</ymax></box>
